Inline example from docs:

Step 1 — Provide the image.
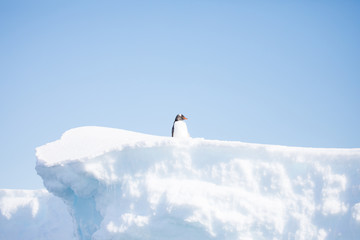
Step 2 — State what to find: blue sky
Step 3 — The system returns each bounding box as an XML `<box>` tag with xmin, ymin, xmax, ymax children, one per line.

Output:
<box><xmin>1</xmin><ymin>0</ymin><xmax>359</xmax><ymax>189</ymax></box>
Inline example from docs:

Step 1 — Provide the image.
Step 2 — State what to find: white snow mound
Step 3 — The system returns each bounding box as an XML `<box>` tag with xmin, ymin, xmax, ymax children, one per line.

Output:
<box><xmin>0</xmin><ymin>189</ymin><xmax>75</xmax><ymax>240</ymax></box>
<box><xmin>35</xmin><ymin>126</ymin><xmax>360</xmax><ymax>240</ymax></box>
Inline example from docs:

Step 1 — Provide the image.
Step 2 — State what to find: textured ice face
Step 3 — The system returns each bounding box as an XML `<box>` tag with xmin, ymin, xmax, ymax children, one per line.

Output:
<box><xmin>0</xmin><ymin>189</ymin><xmax>75</xmax><ymax>240</ymax></box>
<box><xmin>34</xmin><ymin>126</ymin><xmax>360</xmax><ymax>240</ymax></box>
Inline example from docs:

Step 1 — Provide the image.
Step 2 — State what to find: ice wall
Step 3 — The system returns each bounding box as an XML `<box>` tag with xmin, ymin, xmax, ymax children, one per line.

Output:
<box><xmin>0</xmin><ymin>189</ymin><xmax>75</xmax><ymax>240</ymax></box>
<box><xmin>36</xmin><ymin>126</ymin><xmax>360</xmax><ymax>240</ymax></box>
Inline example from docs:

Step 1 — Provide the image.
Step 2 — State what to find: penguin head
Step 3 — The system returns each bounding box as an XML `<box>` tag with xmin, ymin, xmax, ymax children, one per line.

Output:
<box><xmin>174</xmin><ymin>114</ymin><xmax>188</xmax><ymax>122</ymax></box>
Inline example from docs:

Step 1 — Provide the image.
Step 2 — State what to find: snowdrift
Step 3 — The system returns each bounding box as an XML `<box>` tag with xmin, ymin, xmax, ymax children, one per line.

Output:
<box><xmin>34</xmin><ymin>126</ymin><xmax>360</xmax><ymax>240</ymax></box>
<box><xmin>0</xmin><ymin>189</ymin><xmax>75</xmax><ymax>240</ymax></box>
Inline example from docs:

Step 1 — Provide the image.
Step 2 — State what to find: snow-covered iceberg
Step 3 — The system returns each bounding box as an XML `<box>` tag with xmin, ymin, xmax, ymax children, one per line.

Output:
<box><xmin>34</xmin><ymin>126</ymin><xmax>360</xmax><ymax>240</ymax></box>
<box><xmin>0</xmin><ymin>189</ymin><xmax>75</xmax><ymax>240</ymax></box>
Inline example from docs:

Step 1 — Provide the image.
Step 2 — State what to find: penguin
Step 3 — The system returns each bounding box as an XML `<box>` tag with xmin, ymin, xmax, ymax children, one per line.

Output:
<box><xmin>172</xmin><ymin>114</ymin><xmax>190</xmax><ymax>138</ymax></box>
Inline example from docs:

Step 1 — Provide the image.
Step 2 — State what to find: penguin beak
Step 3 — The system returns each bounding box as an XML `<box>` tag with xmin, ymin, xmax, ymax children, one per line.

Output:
<box><xmin>183</xmin><ymin>116</ymin><xmax>188</xmax><ymax>120</ymax></box>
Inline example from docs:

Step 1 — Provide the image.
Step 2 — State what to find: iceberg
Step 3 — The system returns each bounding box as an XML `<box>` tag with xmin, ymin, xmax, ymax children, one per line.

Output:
<box><xmin>2</xmin><ymin>126</ymin><xmax>359</xmax><ymax>239</ymax></box>
<box><xmin>33</xmin><ymin>126</ymin><xmax>360</xmax><ymax>240</ymax></box>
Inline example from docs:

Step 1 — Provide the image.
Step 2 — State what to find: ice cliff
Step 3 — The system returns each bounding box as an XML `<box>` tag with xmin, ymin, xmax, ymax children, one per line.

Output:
<box><xmin>29</xmin><ymin>126</ymin><xmax>360</xmax><ymax>239</ymax></box>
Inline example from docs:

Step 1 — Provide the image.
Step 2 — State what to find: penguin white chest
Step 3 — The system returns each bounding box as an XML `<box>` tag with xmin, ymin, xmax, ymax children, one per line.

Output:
<box><xmin>173</xmin><ymin>121</ymin><xmax>190</xmax><ymax>138</ymax></box>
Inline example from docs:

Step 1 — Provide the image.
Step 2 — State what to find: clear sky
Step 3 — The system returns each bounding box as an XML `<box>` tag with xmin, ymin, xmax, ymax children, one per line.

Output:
<box><xmin>1</xmin><ymin>0</ymin><xmax>359</xmax><ymax>189</ymax></box>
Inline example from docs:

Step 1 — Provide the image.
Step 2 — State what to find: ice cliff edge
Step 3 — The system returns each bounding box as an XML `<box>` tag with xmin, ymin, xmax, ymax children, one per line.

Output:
<box><xmin>35</xmin><ymin>126</ymin><xmax>360</xmax><ymax>240</ymax></box>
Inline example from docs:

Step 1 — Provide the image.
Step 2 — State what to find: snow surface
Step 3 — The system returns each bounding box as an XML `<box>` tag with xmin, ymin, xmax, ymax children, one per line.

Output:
<box><xmin>0</xmin><ymin>189</ymin><xmax>75</xmax><ymax>240</ymax></box>
<box><xmin>33</xmin><ymin>126</ymin><xmax>360</xmax><ymax>240</ymax></box>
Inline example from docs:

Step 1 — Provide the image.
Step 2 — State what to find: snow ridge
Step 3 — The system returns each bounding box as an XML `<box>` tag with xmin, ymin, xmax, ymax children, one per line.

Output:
<box><xmin>35</xmin><ymin>126</ymin><xmax>360</xmax><ymax>240</ymax></box>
